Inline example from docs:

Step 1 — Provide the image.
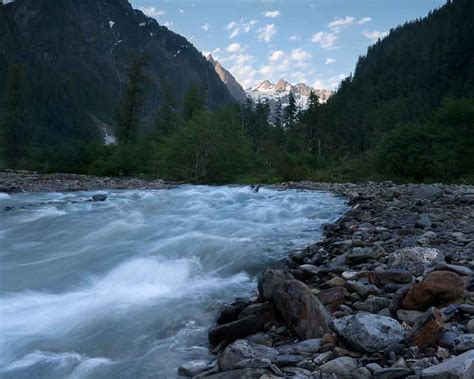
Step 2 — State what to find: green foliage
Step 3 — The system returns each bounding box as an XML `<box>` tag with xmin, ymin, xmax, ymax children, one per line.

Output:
<box><xmin>158</xmin><ymin>106</ymin><xmax>251</xmax><ymax>183</ymax></box>
<box><xmin>376</xmin><ymin>99</ymin><xmax>474</xmax><ymax>182</ymax></box>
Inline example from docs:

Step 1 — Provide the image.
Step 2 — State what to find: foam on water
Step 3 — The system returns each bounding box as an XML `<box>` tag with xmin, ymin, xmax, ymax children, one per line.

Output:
<box><xmin>0</xmin><ymin>185</ymin><xmax>346</xmax><ymax>378</ymax></box>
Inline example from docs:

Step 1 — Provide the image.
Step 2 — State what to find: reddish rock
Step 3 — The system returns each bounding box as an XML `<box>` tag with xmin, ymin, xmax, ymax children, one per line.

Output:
<box><xmin>406</xmin><ymin>307</ymin><xmax>444</xmax><ymax>348</ymax></box>
<box><xmin>274</xmin><ymin>280</ymin><xmax>332</xmax><ymax>340</ymax></box>
<box><xmin>402</xmin><ymin>271</ymin><xmax>465</xmax><ymax>311</ymax></box>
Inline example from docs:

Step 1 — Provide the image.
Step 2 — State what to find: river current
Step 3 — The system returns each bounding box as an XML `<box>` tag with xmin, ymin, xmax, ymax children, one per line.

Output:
<box><xmin>0</xmin><ymin>185</ymin><xmax>346</xmax><ymax>378</ymax></box>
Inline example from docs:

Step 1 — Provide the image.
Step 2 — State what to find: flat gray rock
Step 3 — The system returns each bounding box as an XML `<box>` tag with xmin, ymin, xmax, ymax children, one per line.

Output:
<box><xmin>331</xmin><ymin>312</ymin><xmax>405</xmax><ymax>353</ymax></box>
<box><xmin>320</xmin><ymin>356</ymin><xmax>358</xmax><ymax>376</ymax></box>
<box><xmin>420</xmin><ymin>349</ymin><xmax>474</xmax><ymax>378</ymax></box>
<box><xmin>218</xmin><ymin>339</ymin><xmax>278</xmax><ymax>371</ymax></box>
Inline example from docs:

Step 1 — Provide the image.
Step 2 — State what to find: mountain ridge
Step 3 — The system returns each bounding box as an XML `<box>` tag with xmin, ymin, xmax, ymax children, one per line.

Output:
<box><xmin>0</xmin><ymin>0</ymin><xmax>235</xmax><ymax>145</ymax></box>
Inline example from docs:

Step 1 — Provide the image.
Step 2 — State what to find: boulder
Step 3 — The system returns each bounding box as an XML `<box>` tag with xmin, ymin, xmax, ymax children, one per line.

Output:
<box><xmin>92</xmin><ymin>193</ymin><xmax>107</xmax><ymax>202</ymax></box>
<box><xmin>319</xmin><ymin>357</ymin><xmax>358</xmax><ymax>376</ymax></box>
<box><xmin>209</xmin><ymin>315</ymin><xmax>266</xmax><ymax>347</ymax></box>
<box><xmin>317</xmin><ymin>286</ymin><xmax>347</xmax><ymax>311</ymax></box>
<box><xmin>396</xmin><ymin>309</ymin><xmax>424</xmax><ymax>325</ymax></box>
<box><xmin>402</xmin><ymin>271</ymin><xmax>465</xmax><ymax>310</ymax></box>
<box><xmin>177</xmin><ymin>360</ymin><xmax>211</xmax><ymax>377</ymax></box>
<box><xmin>387</xmin><ymin>247</ymin><xmax>444</xmax><ymax>276</ymax></box>
<box><xmin>258</xmin><ymin>269</ymin><xmax>294</xmax><ymax>301</ymax></box>
<box><xmin>273</xmin><ymin>280</ymin><xmax>332</xmax><ymax>340</ymax></box>
<box><xmin>216</xmin><ymin>298</ymin><xmax>252</xmax><ymax>325</ymax></box>
<box><xmin>415</xmin><ymin>185</ymin><xmax>442</xmax><ymax>201</ymax></box>
<box><xmin>275</xmin><ymin>338</ymin><xmax>322</xmax><ymax>354</ymax></box>
<box><xmin>218</xmin><ymin>339</ymin><xmax>278</xmax><ymax>371</ymax></box>
<box><xmin>271</xmin><ymin>354</ymin><xmax>304</xmax><ymax>366</ymax></box>
<box><xmin>366</xmin><ymin>269</ymin><xmax>413</xmax><ymax>287</ymax></box>
<box><xmin>331</xmin><ymin>313</ymin><xmax>405</xmax><ymax>353</ymax></box>
<box><xmin>453</xmin><ymin>334</ymin><xmax>474</xmax><ymax>354</ymax></box>
<box><xmin>420</xmin><ymin>349</ymin><xmax>474</xmax><ymax>378</ymax></box>
<box><xmin>406</xmin><ymin>307</ymin><xmax>444</xmax><ymax>348</ymax></box>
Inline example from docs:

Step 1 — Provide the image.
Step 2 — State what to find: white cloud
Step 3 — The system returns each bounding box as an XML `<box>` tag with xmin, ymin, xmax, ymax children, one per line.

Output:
<box><xmin>226</xmin><ymin>21</ymin><xmax>238</xmax><ymax>30</ymax></box>
<box><xmin>270</xmin><ymin>50</ymin><xmax>285</xmax><ymax>62</ymax></box>
<box><xmin>289</xmin><ymin>33</ymin><xmax>301</xmax><ymax>42</ymax></box>
<box><xmin>313</xmin><ymin>74</ymin><xmax>347</xmax><ymax>90</ymax></box>
<box><xmin>325</xmin><ymin>58</ymin><xmax>336</xmax><ymax>64</ymax></box>
<box><xmin>313</xmin><ymin>80</ymin><xmax>326</xmax><ymax>90</ymax></box>
<box><xmin>227</xmin><ymin>42</ymin><xmax>243</xmax><ymax>53</ymax></box>
<box><xmin>212</xmin><ymin>48</ymin><xmax>221</xmax><ymax>54</ymax></box>
<box><xmin>362</xmin><ymin>30</ymin><xmax>388</xmax><ymax>41</ymax></box>
<box><xmin>291</xmin><ymin>71</ymin><xmax>308</xmax><ymax>84</ymax></box>
<box><xmin>311</xmin><ymin>31</ymin><xmax>338</xmax><ymax>50</ymax></box>
<box><xmin>264</xmin><ymin>10</ymin><xmax>280</xmax><ymax>18</ymax></box>
<box><xmin>328</xmin><ymin>16</ymin><xmax>356</xmax><ymax>29</ymax></box>
<box><xmin>291</xmin><ymin>48</ymin><xmax>311</xmax><ymax>61</ymax></box>
<box><xmin>226</xmin><ymin>19</ymin><xmax>257</xmax><ymax>39</ymax></box>
<box><xmin>358</xmin><ymin>17</ymin><xmax>372</xmax><ymax>25</ymax></box>
<box><xmin>229</xmin><ymin>60</ymin><xmax>257</xmax><ymax>88</ymax></box>
<box><xmin>139</xmin><ymin>7</ymin><xmax>165</xmax><ymax>18</ymax></box>
<box><xmin>163</xmin><ymin>21</ymin><xmax>174</xmax><ymax>28</ymax></box>
<box><xmin>328</xmin><ymin>16</ymin><xmax>371</xmax><ymax>29</ymax></box>
<box><xmin>258</xmin><ymin>24</ymin><xmax>277</xmax><ymax>43</ymax></box>
<box><xmin>202</xmin><ymin>23</ymin><xmax>209</xmax><ymax>31</ymax></box>
<box><xmin>179</xmin><ymin>9</ymin><xmax>184</xmax><ymax>14</ymax></box>
<box><xmin>329</xmin><ymin>74</ymin><xmax>347</xmax><ymax>88</ymax></box>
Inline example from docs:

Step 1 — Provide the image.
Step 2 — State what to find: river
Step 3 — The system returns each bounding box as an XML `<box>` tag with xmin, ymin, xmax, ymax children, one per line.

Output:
<box><xmin>0</xmin><ymin>185</ymin><xmax>346</xmax><ymax>378</ymax></box>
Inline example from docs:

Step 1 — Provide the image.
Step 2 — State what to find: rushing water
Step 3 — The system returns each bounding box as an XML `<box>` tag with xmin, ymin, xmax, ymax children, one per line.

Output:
<box><xmin>0</xmin><ymin>186</ymin><xmax>346</xmax><ymax>378</ymax></box>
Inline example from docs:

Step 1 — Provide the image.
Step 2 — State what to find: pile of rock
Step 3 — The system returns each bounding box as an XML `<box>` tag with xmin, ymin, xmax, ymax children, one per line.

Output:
<box><xmin>0</xmin><ymin>170</ymin><xmax>170</xmax><ymax>193</ymax></box>
<box><xmin>178</xmin><ymin>182</ymin><xmax>474</xmax><ymax>378</ymax></box>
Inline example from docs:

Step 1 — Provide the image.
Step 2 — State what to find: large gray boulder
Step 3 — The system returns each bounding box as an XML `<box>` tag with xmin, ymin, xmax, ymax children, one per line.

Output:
<box><xmin>218</xmin><ymin>339</ymin><xmax>278</xmax><ymax>371</ymax></box>
<box><xmin>420</xmin><ymin>349</ymin><xmax>474</xmax><ymax>378</ymax></box>
<box><xmin>273</xmin><ymin>279</ymin><xmax>332</xmax><ymax>339</ymax></box>
<box><xmin>331</xmin><ymin>313</ymin><xmax>405</xmax><ymax>353</ymax></box>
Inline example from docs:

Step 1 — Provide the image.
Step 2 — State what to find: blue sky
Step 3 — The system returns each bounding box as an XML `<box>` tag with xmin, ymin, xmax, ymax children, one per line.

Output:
<box><xmin>130</xmin><ymin>0</ymin><xmax>446</xmax><ymax>89</ymax></box>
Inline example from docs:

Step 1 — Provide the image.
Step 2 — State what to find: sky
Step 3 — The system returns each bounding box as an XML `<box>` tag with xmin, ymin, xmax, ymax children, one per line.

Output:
<box><xmin>130</xmin><ymin>0</ymin><xmax>446</xmax><ymax>90</ymax></box>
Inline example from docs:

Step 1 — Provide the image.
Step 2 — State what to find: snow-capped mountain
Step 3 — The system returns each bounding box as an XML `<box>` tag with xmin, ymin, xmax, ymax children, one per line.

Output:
<box><xmin>246</xmin><ymin>79</ymin><xmax>333</xmax><ymax>109</ymax></box>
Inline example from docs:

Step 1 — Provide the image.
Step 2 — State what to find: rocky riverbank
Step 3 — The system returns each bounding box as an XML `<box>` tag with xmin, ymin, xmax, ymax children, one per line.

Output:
<box><xmin>179</xmin><ymin>182</ymin><xmax>474</xmax><ymax>379</ymax></box>
<box><xmin>0</xmin><ymin>170</ymin><xmax>171</xmax><ymax>193</ymax></box>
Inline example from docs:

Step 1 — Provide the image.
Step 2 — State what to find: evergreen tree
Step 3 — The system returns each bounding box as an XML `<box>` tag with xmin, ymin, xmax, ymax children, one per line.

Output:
<box><xmin>155</xmin><ymin>85</ymin><xmax>178</xmax><ymax>138</ymax></box>
<box><xmin>116</xmin><ymin>56</ymin><xmax>149</xmax><ymax>145</ymax></box>
<box><xmin>183</xmin><ymin>84</ymin><xmax>207</xmax><ymax>120</ymax></box>
<box><xmin>0</xmin><ymin>64</ymin><xmax>29</xmax><ymax>168</ymax></box>
<box><xmin>284</xmin><ymin>92</ymin><xmax>297</xmax><ymax>130</ymax></box>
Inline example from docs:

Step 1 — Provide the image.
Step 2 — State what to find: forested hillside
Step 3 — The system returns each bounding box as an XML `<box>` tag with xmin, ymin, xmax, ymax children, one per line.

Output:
<box><xmin>317</xmin><ymin>0</ymin><xmax>474</xmax><ymax>182</ymax></box>
<box><xmin>0</xmin><ymin>0</ymin><xmax>472</xmax><ymax>183</ymax></box>
<box><xmin>0</xmin><ymin>0</ymin><xmax>234</xmax><ymax>169</ymax></box>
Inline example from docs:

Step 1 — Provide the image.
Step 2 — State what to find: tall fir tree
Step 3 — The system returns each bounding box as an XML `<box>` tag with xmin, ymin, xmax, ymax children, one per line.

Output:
<box><xmin>0</xmin><ymin>64</ymin><xmax>29</xmax><ymax>168</ymax></box>
<box><xmin>116</xmin><ymin>56</ymin><xmax>149</xmax><ymax>145</ymax></box>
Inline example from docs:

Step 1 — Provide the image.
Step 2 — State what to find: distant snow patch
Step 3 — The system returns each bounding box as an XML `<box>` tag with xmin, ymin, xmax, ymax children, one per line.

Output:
<box><xmin>2</xmin><ymin>0</ymin><xmax>15</xmax><ymax>4</ymax></box>
<box><xmin>109</xmin><ymin>21</ymin><xmax>115</xmax><ymax>28</ymax></box>
<box><xmin>173</xmin><ymin>49</ymin><xmax>181</xmax><ymax>58</ymax></box>
<box><xmin>139</xmin><ymin>22</ymin><xmax>146</xmax><ymax>27</ymax></box>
